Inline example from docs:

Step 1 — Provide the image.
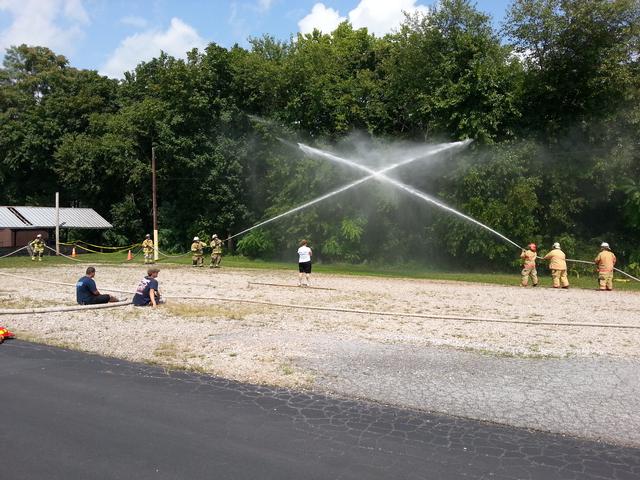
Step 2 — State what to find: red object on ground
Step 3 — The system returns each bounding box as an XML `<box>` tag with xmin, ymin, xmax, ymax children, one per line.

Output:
<box><xmin>0</xmin><ymin>326</ymin><xmax>15</xmax><ymax>343</ymax></box>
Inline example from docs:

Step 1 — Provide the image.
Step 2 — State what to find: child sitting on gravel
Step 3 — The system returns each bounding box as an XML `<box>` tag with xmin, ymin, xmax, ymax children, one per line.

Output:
<box><xmin>132</xmin><ymin>268</ymin><xmax>163</xmax><ymax>307</ymax></box>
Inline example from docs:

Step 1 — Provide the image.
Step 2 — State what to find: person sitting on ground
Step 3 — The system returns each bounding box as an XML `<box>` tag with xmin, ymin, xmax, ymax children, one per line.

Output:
<box><xmin>76</xmin><ymin>267</ymin><xmax>118</xmax><ymax>305</ymax></box>
<box><xmin>132</xmin><ymin>267</ymin><xmax>162</xmax><ymax>307</ymax></box>
<box><xmin>297</xmin><ymin>239</ymin><xmax>312</xmax><ymax>287</ymax></box>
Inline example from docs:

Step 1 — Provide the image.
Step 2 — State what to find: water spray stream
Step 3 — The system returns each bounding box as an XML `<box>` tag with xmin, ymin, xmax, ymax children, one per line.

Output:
<box><xmin>228</xmin><ymin>140</ymin><xmax>470</xmax><ymax>241</ymax></box>
<box><xmin>298</xmin><ymin>142</ymin><xmax>523</xmax><ymax>251</ymax></box>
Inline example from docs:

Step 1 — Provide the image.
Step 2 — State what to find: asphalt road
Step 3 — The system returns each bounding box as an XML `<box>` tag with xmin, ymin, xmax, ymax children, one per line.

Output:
<box><xmin>1</xmin><ymin>341</ymin><xmax>639</xmax><ymax>480</ymax></box>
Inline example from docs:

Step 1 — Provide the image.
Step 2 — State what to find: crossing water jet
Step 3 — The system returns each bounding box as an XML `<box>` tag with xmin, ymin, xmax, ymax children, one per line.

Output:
<box><xmin>298</xmin><ymin>143</ymin><xmax>523</xmax><ymax>251</ymax></box>
<box><xmin>228</xmin><ymin>139</ymin><xmax>471</xmax><ymax>240</ymax></box>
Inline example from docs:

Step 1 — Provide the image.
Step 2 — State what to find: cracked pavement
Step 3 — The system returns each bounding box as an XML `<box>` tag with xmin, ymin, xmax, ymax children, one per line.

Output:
<box><xmin>300</xmin><ymin>339</ymin><xmax>640</xmax><ymax>447</ymax></box>
<box><xmin>2</xmin><ymin>341</ymin><xmax>639</xmax><ymax>480</ymax></box>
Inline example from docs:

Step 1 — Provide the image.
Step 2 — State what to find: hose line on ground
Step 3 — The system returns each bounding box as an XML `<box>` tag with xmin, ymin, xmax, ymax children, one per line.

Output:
<box><xmin>534</xmin><ymin>255</ymin><xmax>640</xmax><ymax>283</ymax></box>
<box><xmin>0</xmin><ymin>246</ymin><xmax>29</xmax><ymax>259</ymax></box>
<box><xmin>0</xmin><ymin>271</ymin><xmax>136</xmax><ymax>295</ymax></box>
<box><xmin>0</xmin><ymin>300</ymin><xmax>131</xmax><ymax>315</ymax></box>
<box><xmin>160</xmin><ymin>294</ymin><xmax>640</xmax><ymax>329</ymax></box>
<box><xmin>1</xmin><ymin>263</ymin><xmax>638</xmax><ymax>329</ymax></box>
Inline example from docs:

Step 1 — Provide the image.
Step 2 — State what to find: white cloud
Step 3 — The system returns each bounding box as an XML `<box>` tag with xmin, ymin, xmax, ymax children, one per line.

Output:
<box><xmin>298</xmin><ymin>0</ymin><xmax>428</xmax><ymax>36</ymax></box>
<box><xmin>0</xmin><ymin>0</ymin><xmax>90</xmax><ymax>57</ymax></box>
<box><xmin>63</xmin><ymin>0</ymin><xmax>90</xmax><ymax>24</ymax></box>
<box><xmin>348</xmin><ymin>0</ymin><xmax>428</xmax><ymax>36</ymax></box>
<box><xmin>100</xmin><ymin>18</ymin><xmax>206</xmax><ymax>79</ymax></box>
<box><xmin>120</xmin><ymin>15</ymin><xmax>149</xmax><ymax>29</ymax></box>
<box><xmin>257</xmin><ymin>0</ymin><xmax>273</xmax><ymax>11</ymax></box>
<box><xmin>298</xmin><ymin>3</ymin><xmax>346</xmax><ymax>34</ymax></box>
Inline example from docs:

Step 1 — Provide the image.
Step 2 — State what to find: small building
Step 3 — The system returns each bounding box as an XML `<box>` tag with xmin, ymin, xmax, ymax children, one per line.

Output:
<box><xmin>0</xmin><ymin>206</ymin><xmax>112</xmax><ymax>248</ymax></box>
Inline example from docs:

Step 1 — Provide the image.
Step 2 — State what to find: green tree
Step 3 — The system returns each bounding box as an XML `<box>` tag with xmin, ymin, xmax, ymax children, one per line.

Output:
<box><xmin>381</xmin><ymin>0</ymin><xmax>523</xmax><ymax>142</ymax></box>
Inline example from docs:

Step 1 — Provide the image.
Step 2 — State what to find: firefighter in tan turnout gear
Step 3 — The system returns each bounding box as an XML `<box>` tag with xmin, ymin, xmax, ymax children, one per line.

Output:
<box><xmin>520</xmin><ymin>243</ymin><xmax>538</xmax><ymax>287</ymax></box>
<box><xmin>543</xmin><ymin>242</ymin><xmax>569</xmax><ymax>289</ymax></box>
<box><xmin>209</xmin><ymin>234</ymin><xmax>223</xmax><ymax>268</ymax></box>
<box><xmin>142</xmin><ymin>234</ymin><xmax>154</xmax><ymax>264</ymax></box>
<box><xmin>191</xmin><ymin>236</ymin><xmax>206</xmax><ymax>267</ymax></box>
<box><xmin>594</xmin><ymin>242</ymin><xmax>616</xmax><ymax>291</ymax></box>
<box><xmin>29</xmin><ymin>234</ymin><xmax>45</xmax><ymax>261</ymax></box>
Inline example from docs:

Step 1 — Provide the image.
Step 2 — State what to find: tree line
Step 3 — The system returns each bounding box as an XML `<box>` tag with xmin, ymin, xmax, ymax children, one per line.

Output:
<box><xmin>0</xmin><ymin>0</ymin><xmax>638</xmax><ymax>272</ymax></box>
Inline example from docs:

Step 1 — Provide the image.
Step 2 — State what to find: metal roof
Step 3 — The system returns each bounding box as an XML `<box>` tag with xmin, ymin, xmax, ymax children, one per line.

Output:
<box><xmin>0</xmin><ymin>207</ymin><xmax>26</xmax><ymax>228</ymax></box>
<box><xmin>0</xmin><ymin>206</ymin><xmax>112</xmax><ymax>229</ymax></box>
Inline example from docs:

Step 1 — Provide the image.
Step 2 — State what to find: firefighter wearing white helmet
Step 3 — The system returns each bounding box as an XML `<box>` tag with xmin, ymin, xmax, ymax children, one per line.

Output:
<box><xmin>209</xmin><ymin>234</ymin><xmax>223</xmax><ymax>268</ymax></box>
<box><xmin>29</xmin><ymin>233</ymin><xmax>45</xmax><ymax>261</ymax></box>
<box><xmin>519</xmin><ymin>242</ymin><xmax>538</xmax><ymax>287</ymax></box>
<box><xmin>594</xmin><ymin>242</ymin><xmax>616</xmax><ymax>291</ymax></box>
<box><xmin>190</xmin><ymin>236</ymin><xmax>206</xmax><ymax>267</ymax></box>
<box><xmin>543</xmin><ymin>242</ymin><xmax>569</xmax><ymax>288</ymax></box>
<box><xmin>142</xmin><ymin>234</ymin><xmax>154</xmax><ymax>265</ymax></box>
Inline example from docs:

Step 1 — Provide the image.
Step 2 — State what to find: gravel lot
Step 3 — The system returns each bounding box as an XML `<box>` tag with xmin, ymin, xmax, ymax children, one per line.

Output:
<box><xmin>1</xmin><ymin>263</ymin><xmax>639</xmax><ymax>445</ymax></box>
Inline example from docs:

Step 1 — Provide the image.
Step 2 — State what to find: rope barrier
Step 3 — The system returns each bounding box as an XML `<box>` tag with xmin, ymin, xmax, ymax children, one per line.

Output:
<box><xmin>43</xmin><ymin>245</ymin><xmax>83</xmax><ymax>261</ymax></box>
<box><xmin>67</xmin><ymin>243</ymin><xmax>132</xmax><ymax>255</ymax></box>
<box><xmin>158</xmin><ymin>250</ymin><xmax>192</xmax><ymax>258</ymax></box>
<box><xmin>60</xmin><ymin>240</ymin><xmax>139</xmax><ymax>251</ymax></box>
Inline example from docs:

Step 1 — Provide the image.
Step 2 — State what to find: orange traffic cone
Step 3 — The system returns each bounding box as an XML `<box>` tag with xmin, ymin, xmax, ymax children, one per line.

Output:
<box><xmin>127</xmin><ymin>250</ymin><xmax>133</xmax><ymax>261</ymax></box>
<box><xmin>71</xmin><ymin>247</ymin><xmax>77</xmax><ymax>258</ymax></box>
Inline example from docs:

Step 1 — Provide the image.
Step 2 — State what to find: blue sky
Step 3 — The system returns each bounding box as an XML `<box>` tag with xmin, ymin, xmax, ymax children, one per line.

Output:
<box><xmin>0</xmin><ymin>0</ymin><xmax>512</xmax><ymax>78</ymax></box>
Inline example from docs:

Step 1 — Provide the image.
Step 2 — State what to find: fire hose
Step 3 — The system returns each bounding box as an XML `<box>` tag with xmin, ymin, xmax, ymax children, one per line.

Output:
<box><xmin>0</xmin><ymin>300</ymin><xmax>131</xmax><ymax>315</ymax></box>
<box><xmin>0</xmin><ymin>271</ymin><xmax>638</xmax><ymax>329</ymax></box>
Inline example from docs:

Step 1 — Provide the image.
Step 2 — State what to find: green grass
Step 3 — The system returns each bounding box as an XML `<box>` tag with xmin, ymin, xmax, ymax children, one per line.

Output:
<box><xmin>2</xmin><ymin>252</ymin><xmax>639</xmax><ymax>291</ymax></box>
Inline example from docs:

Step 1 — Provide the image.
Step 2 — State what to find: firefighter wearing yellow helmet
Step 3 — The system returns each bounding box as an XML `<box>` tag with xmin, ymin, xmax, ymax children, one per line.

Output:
<box><xmin>142</xmin><ymin>234</ymin><xmax>154</xmax><ymax>265</ymax></box>
<box><xmin>594</xmin><ymin>242</ymin><xmax>616</xmax><ymax>291</ymax></box>
<box><xmin>191</xmin><ymin>236</ymin><xmax>206</xmax><ymax>267</ymax></box>
<box><xmin>520</xmin><ymin>243</ymin><xmax>538</xmax><ymax>287</ymax></box>
<box><xmin>209</xmin><ymin>234</ymin><xmax>223</xmax><ymax>268</ymax></box>
<box><xmin>543</xmin><ymin>242</ymin><xmax>569</xmax><ymax>289</ymax></box>
<box><xmin>29</xmin><ymin>234</ymin><xmax>45</xmax><ymax>261</ymax></box>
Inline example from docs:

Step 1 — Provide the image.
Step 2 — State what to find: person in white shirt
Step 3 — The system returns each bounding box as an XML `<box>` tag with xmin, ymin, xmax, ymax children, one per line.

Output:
<box><xmin>297</xmin><ymin>239</ymin><xmax>312</xmax><ymax>286</ymax></box>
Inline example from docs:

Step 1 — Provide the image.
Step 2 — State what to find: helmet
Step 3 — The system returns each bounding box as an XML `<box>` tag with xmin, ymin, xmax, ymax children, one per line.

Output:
<box><xmin>600</xmin><ymin>242</ymin><xmax>610</xmax><ymax>249</ymax></box>
<box><xmin>146</xmin><ymin>234</ymin><xmax>151</xmax><ymax>238</ymax></box>
<box><xmin>212</xmin><ymin>234</ymin><xmax>218</xmax><ymax>238</ymax></box>
<box><xmin>193</xmin><ymin>236</ymin><xmax>199</xmax><ymax>241</ymax></box>
<box><xmin>0</xmin><ymin>326</ymin><xmax>15</xmax><ymax>343</ymax></box>
<box><xmin>36</xmin><ymin>234</ymin><xmax>42</xmax><ymax>238</ymax></box>
<box><xmin>552</xmin><ymin>242</ymin><xmax>560</xmax><ymax>249</ymax></box>
<box><xmin>528</xmin><ymin>243</ymin><xmax>537</xmax><ymax>252</ymax></box>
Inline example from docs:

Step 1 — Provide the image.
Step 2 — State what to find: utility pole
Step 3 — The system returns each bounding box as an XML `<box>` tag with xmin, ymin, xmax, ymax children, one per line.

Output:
<box><xmin>152</xmin><ymin>146</ymin><xmax>159</xmax><ymax>261</ymax></box>
<box><xmin>55</xmin><ymin>192</ymin><xmax>60</xmax><ymax>255</ymax></box>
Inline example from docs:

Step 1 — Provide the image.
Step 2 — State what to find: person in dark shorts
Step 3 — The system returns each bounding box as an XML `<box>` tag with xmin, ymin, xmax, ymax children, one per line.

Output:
<box><xmin>297</xmin><ymin>239</ymin><xmax>312</xmax><ymax>287</ymax></box>
<box><xmin>132</xmin><ymin>268</ymin><xmax>162</xmax><ymax>307</ymax></box>
<box><xmin>76</xmin><ymin>267</ymin><xmax>118</xmax><ymax>305</ymax></box>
